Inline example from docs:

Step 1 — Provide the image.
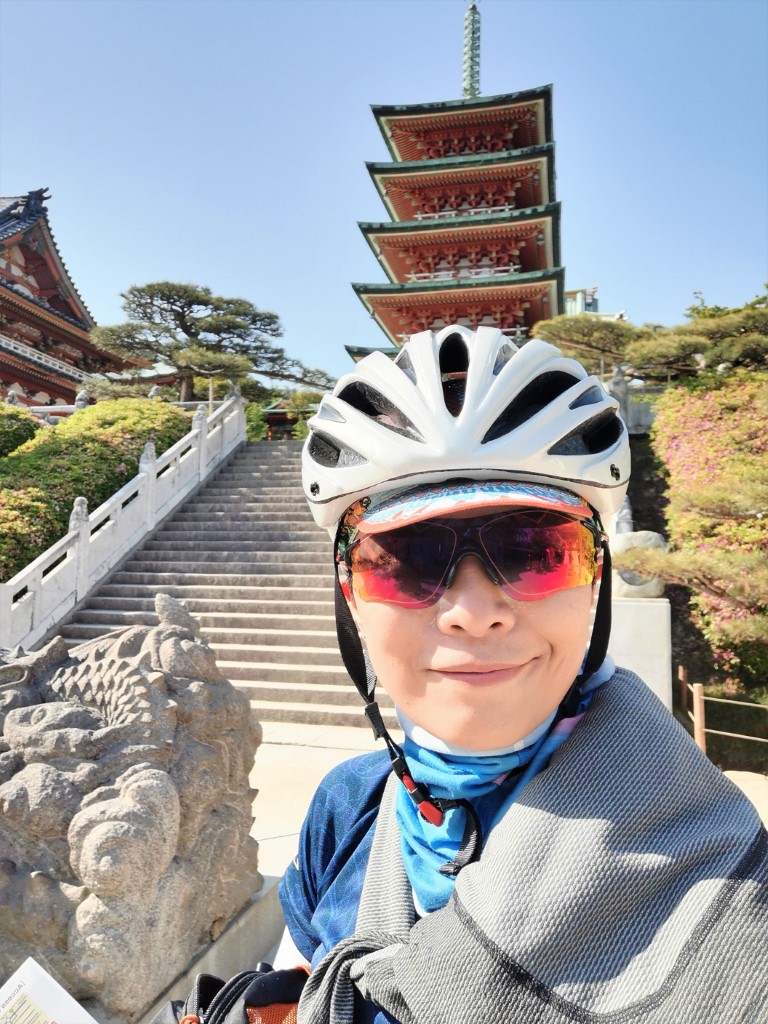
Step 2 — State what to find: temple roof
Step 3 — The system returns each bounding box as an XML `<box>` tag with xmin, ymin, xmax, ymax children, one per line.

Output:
<box><xmin>0</xmin><ymin>188</ymin><xmax>95</xmax><ymax>330</ymax></box>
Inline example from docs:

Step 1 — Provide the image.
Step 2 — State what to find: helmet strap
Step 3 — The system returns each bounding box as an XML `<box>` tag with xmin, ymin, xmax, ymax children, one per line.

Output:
<box><xmin>561</xmin><ymin>539</ymin><xmax>612</xmax><ymax>717</ymax></box>
<box><xmin>334</xmin><ymin>574</ymin><xmax>370</xmax><ymax>703</ymax></box>
<box><xmin>583</xmin><ymin>539</ymin><xmax>612</xmax><ymax>680</ymax></box>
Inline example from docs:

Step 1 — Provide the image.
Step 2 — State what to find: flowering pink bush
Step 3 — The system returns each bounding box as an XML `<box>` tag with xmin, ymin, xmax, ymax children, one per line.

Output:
<box><xmin>651</xmin><ymin>370</ymin><xmax>768</xmax><ymax>687</ymax></box>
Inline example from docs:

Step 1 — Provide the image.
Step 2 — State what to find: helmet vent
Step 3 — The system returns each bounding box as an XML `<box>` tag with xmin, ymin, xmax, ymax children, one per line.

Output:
<box><xmin>307</xmin><ymin>430</ymin><xmax>367</xmax><ymax>468</ymax></box>
<box><xmin>337</xmin><ymin>381</ymin><xmax>424</xmax><ymax>441</ymax></box>
<box><xmin>548</xmin><ymin>410</ymin><xmax>624</xmax><ymax>456</ymax></box>
<box><xmin>393</xmin><ymin>347</ymin><xmax>418</xmax><ymax>385</ymax></box>
<box><xmin>482</xmin><ymin>371</ymin><xmax>580</xmax><ymax>443</ymax></box>
<box><xmin>439</xmin><ymin>333</ymin><xmax>469</xmax><ymax>417</ymax></box>
<box><xmin>492</xmin><ymin>343</ymin><xmax>514</xmax><ymax>376</ymax></box>
<box><xmin>570</xmin><ymin>385</ymin><xmax>604</xmax><ymax>409</ymax></box>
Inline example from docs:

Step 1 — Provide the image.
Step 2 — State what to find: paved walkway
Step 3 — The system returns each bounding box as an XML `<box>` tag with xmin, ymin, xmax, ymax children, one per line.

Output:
<box><xmin>250</xmin><ymin>723</ymin><xmax>768</xmax><ymax>881</ymax></box>
<box><xmin>250</xmin><ymin>721</ymin><xmax>397</xmax><ymax>878</ymax></box>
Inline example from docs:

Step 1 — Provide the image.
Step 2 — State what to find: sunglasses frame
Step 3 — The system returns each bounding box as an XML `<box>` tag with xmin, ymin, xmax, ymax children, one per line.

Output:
<box><xmin>340</xmin><ymin>509</ymin><xmax>606</xmax><ymax>609</ymax></box>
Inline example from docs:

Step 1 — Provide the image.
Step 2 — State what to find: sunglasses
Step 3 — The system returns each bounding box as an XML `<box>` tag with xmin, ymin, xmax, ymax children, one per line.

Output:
<box><xmin>341</xmin><ymin>510</ymin><xmax>603</xmax><ymax>608</ymax></box>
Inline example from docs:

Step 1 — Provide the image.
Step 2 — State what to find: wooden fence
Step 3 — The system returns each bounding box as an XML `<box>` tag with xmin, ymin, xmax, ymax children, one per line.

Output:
<box><xmin>678</xmin><ymin>666</ymin><xmax>768</xmax><ymax>755</ymax></box>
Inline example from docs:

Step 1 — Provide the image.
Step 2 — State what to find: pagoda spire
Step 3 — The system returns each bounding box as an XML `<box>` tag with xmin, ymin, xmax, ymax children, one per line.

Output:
<box><xmin>462</xmin><ymin>1</ymin><xmax>481</xmax><ymax>98</ymax></box>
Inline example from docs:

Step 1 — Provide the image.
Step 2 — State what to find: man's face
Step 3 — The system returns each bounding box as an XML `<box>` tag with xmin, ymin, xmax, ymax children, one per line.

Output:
<box><xmin>348</xmin><ymin>553</ymin><xmax>594</xmax><ymax>751</ymax></box>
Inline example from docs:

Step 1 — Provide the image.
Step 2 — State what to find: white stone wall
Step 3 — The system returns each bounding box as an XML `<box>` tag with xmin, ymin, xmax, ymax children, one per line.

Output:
<box><xmin>609</xmin><ymin>598</ymin><xmax>672</xmax><ymax>709</ymax></box>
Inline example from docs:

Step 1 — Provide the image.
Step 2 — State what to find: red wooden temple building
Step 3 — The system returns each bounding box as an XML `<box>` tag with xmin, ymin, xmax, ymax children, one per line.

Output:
<box><xmin>0</xmin><ymin>189</ymin><xmax>121</xmax><ymax>406</ymax></box>
<box><xmin>349</xmin><ymin>4</ymin><xmax>563</xmax><ymax>359</ymax></box>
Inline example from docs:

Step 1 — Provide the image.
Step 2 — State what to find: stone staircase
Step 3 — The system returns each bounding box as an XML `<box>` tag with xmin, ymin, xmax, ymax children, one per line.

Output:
<box><xmin>56</xmin><ymin>440</ymin><xmax>396</xmax><ymax>729</ymax></box>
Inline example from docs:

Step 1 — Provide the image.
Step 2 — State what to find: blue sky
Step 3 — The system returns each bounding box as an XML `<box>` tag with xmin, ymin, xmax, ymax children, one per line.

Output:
<box><xmin>1</xmin><ymin>0</ymin><xmax>766</xmax><ymax>382</ymax></box>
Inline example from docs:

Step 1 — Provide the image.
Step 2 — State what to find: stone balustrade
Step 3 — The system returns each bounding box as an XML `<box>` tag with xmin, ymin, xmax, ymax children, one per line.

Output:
<box><xmin>0</xmin><ymin>395</ymin><xmax>246</xmax><ymax>652</ymax></box>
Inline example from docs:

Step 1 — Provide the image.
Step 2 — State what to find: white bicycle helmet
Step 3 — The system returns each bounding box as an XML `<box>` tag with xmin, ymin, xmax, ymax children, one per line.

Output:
<box><xmin>303</xmin><ymin>326</ymin><xmax>629</xmax><ymax>859</ymax></box>
<box><xmin>303</xmin><ymin>324</ymin><xmax>629</xmax><ymax>531</ymax></box>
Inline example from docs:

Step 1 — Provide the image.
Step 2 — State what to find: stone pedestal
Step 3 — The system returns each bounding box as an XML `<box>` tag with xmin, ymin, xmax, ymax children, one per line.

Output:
<box><xmin>609</xmin><ymin>598</ymin><xmax>672</xmax><ymax>709</ymax></box>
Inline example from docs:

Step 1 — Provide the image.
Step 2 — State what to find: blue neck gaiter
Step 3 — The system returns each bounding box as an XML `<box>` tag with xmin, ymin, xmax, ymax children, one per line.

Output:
<box><xmin>394</xmin><ymin>657</ymin><xmax>614</xmax><ymax>913</ymax></box>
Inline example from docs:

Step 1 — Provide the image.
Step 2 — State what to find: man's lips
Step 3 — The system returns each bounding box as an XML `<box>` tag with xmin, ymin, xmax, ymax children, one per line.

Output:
<box><xmin>432</xmin><ymin>663</ymin><xmax>530</xmax><ymax>683</ymax></box>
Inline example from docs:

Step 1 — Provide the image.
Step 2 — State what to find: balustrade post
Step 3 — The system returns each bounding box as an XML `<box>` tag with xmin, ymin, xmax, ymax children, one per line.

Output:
<box><xmin>193</xmin><ymin>404</ymin><xmax>208</xmax><ymax>481</ymax></box>
<box><xmin>140</xmin><ymin>442</ymin><xmax>158</xmax><ymax>531</ymax></box>
<box><xmin>69</xmin><ymin>497</ymin><xmax>91</xmax><ymax>601</ymax></box>
<box><xmin>236</xmin><ymin>394</ymin><xmax>246</xmax><ymax>445</ymax></box>
<box><xmin>0</xmin><ymin>584</ymin><xmax>12</xmax><ymax>648</ymax></box>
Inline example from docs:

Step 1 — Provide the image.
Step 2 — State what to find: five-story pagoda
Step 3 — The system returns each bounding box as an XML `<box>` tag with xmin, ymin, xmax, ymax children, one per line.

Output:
<box><xmin>351</xmin><ymin>3</ymin><xmax>562</xmax><ymax>358</ymax></box>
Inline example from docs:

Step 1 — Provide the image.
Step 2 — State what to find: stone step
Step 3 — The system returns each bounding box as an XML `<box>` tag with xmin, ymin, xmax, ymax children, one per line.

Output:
<box><xmin>110</xmin><ymin>571</ymin><xmax>335</xmax><ymax>587</ymax></box>
<box><xmin>247</xmin><ymin>700</ymin><xmax>394</xmax><ymax>730</ymax></box>
<box><xmin>191</xmin><ymin>488</ymin><xmax>307</xmax><ymax>499</ymax></box>
<box><xmin>89</xmin><ymin>592</ymin><xmax>335</xmax><ymax>614</ymax></box>
<box><xmin>131</xmin><ymin>548</ymin><xmax>328</xmax><ymax>564</ymax></box>
<box><xmin>150</xmin><ymin>531</ymin><xmax>329</xmax><ymax>546</ymax></box>
<box><xmin>74</xmin><ymin>607</ymin><xmax>336</xmax><ymax>629</ymax></box>
<box><xmin>97</xmin><ymin>583</ymin><xmax>334</xmax><ymax>602</ymax></box>
<box><xmin>209</xmin><ymin>641</ymin><xmax>341</xmax><ymax>663</ymax></box>
<box><xmin>156</xmin><ymin>524</ymin><xmax>325</xmax><ymax>540</ymax></box>
<box><xmin>235</xmin><ymin>679</ymin><xmax>391</xmax><ymax>711</ymax></box>
<box><xmin>201</xmin><ymin>480</ymin><xmax>304</xmax><ymax>490</ymax></box>
<box><xmin>206</xmin><ymin>473</ymin><xmax>301</xmax><ymax>482</ymax></box>
<box><xmin>185</xmin><ymin>495</ymin><xmax>308</xmax><ymax>506</ymax></box>
<box><xmin>169</xmin><ymin>512</ymin><xmax>318</xmax><ymax>523</ymax></box>
<box><xmin>219</xmin><ymin>660</ymin><xmax>350</xmax><ymax>686</ymax></box>
<box><xmin>121</xmin><ymin>557</ymin><xmax>331</xmax><ymax>573</ymax></box>
<box><xmin>239</xmin><ymin>679</ymin><xmax>362</xmax><ymax>707</ymax></box>
<box><xmin>60</xmin><ymin>624</ymin><xmax>340</xmax><ymax>657</ymax></box>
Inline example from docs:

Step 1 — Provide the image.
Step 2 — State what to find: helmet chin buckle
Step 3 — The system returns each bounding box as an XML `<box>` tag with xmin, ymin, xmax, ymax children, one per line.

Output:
<box><xmin>364</xmin><ymin>701</ymin><xmax>389</xmax><ymax>741</ymax></box>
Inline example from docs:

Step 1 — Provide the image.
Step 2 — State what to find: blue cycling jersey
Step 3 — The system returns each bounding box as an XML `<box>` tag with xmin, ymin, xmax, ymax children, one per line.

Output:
<box><xmin>279</xmin><ymin>750</ymin><xmax>394</xmax><ymax>1023</ymax></box>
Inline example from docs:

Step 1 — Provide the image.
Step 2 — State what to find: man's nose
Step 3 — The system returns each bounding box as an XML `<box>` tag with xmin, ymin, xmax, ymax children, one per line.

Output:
<box><xmin>436</xmin><ymin>554</ymin><xmax>517</xmax><ymax>635</ymax></box>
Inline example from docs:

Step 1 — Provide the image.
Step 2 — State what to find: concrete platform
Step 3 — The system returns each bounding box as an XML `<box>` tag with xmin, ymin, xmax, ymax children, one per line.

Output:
<box><xmin>249</xmin><ymin>720</ymin><xmax>401</xmax><ymax>878</ymax></box>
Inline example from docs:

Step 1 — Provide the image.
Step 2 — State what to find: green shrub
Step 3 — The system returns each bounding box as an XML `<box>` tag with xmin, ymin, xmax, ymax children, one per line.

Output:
<box><xmin>245</xmin><ymin>403</ymin><xmax>268</xmax><ymax>441</ymax></box>
<box><xmin>0</xmin><ymin>399</ymin><xmax>191</xmax><ymax>582</ymax></box>
<box><xmin>292</xmin><ymin>417</ymin><xmax>309</xmax><ymax>440</ymax></box>
<box><xmin>0</xmin><ymin>405</ymin><xmax>42</xmax><ymax>457</ymax></box>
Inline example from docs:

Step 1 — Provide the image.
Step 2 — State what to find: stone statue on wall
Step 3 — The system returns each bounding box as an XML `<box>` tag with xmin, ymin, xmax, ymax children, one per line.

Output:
<box><xmin>605</xmin><ymin>364</ymin><xmax>630</xmax><ymax>427</ymax></box>
<box><xmin>0</xmin><ymin>595</ymin><xmax>262</xmax><ymax>1023</ymax></box>
<box><xmin>610</xmin><ymin>496</ymin><xmax>668</xmax><ymax>599</ymax></box>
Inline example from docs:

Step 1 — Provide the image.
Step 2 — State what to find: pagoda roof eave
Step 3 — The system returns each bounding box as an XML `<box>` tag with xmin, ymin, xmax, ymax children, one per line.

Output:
<box><xmin>344</xmin><ymin>344</ymin><xmax>400</xmax><ymax>362</ymax></box>
<box><xmin>358</xmin><ymin>202</ymin><xmax>561</xmax><ymax>235</ymax></box>
<box><xmin>370</xmin><ymin>85</ymin><xmax>552</xmax><ymax>120</ymax></box>
<box><xmin>365</xmin><ymin>143</ymin><xmax>554</xmax><ymax>178</ymax></box>
<box><xmin>359</xmin><ymin>205</ymin><xmax>562</xmax><ymax>285</ymax></box>
<box><xmin>371</xmin><ymin>86</ymin><xmax>553</xmax><ymax>161</ymax></box>
<box><xmin>352</xmin><ymin>267</ymin><xmax>564</xmax><ymax>297</ymax></box>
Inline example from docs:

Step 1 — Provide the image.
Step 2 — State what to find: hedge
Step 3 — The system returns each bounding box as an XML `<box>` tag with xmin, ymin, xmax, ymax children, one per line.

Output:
<box><xmin>0</xmin><ymin>405</ymin><xmax>42</xmax><ymax>457</ymax></box>
<box><xmin>0</xmin><ymin>399</ymin><xmax>191</xmax><ymax>582</ymax></box>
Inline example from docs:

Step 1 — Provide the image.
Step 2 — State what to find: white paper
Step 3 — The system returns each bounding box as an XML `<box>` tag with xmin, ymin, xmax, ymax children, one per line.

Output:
<box><xmin>0</xmin><ymin>958</ymin><xmax>99</xmax><ymax>1024</ymax></box>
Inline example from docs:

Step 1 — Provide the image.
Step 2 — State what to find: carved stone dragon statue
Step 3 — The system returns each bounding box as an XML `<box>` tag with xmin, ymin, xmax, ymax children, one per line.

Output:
<box><xmin>0</xmin><ymin>595</ymin><xmax>262</xmax><ymax>1022</ymax></box>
